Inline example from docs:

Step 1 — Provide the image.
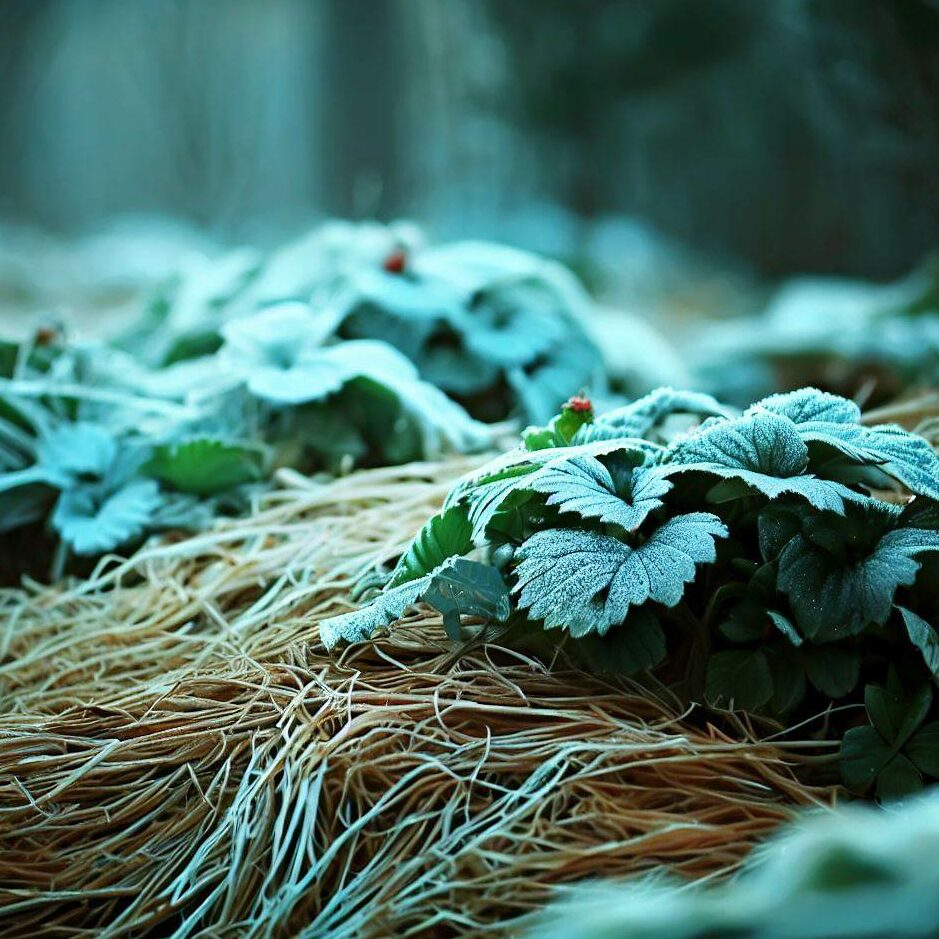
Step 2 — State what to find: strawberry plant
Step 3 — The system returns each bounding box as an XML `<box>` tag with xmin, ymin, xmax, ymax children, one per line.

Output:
<box><xmin>0</xmin><ymin>229</ymin><xmax>618</xmax><ymax>574</ymax></box>
<box><xmin>695</xmin><ymin>256</ymin><xmax>939</xmax><ymax>407</ymax></box>
<box><xmin>128</xmin><ymin>227</ymin><xmax>606</xmax><ymax>424</ymax></box>
<box><xmin>0</xmin><ymin>308</ymin><xmax>490</xmax><ymax>574</ymax></box>
<box><xmin>324</xmin><ymin>386</ymin><xmax>939</xmax><ymax>798</ymax></box>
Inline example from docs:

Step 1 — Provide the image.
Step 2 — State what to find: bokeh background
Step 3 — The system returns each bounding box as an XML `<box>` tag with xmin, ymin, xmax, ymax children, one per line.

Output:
<box><xmin>2</xmin><ymin>0</ymin><xmax>938</xmax><ymax>280</ymax></box>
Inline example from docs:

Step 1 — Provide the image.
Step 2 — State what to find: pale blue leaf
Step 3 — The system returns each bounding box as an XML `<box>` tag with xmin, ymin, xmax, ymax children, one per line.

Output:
<box><xmin>663</xmin><ymin>410</ymin><xmax>858</xmax><ymax>511</ymax></box>
<box><xmin>513</xmin><ymin>513</ymin><xmax>727</xmax><ymax>636</ymax></box>
<box><xmin>53</xmin><ymin>479</ymin><xmax>161</xmax><ymax>555</ymax></box>
<box><xmin>36</xmin><ymin>422</ymin><xmax>117</xmax><ymax>482</ymax></box>
<box><xmin>320</xmin><ymin>573</ymin><xmax>431</xmax><ymax>650</ymax></box>
<box><xmin>768</xmin><ymin>610</ymin><xmax>802</xmax><ymax>646</ymax></box>
<box><xmin>666</xmin><ymin>410</ymin><xmax>808</xmax><ymax>476</ymax></box>
<box><xmin>526</xmin><ymin>456</ymin><xmax>671</xmax><ymax>531</ymax></box>
<box><xmin>799</xmin><ymin>421</ymin><xmax>939</xmax><ymax>500</ymax></box>
<box><xmin>321</xmin><ymin>555</ymin><xmax>508</xmax><ymax>648</ymax></box>
<box><xmin>751</xmin><ymin>387</ymin><xmax>861</xmax><ymax>425</ymax></box>
<box><xmin>458</xmin><ymin>438</ymin><xmax>656</xmax><ymax>541</ymax></box>
<box><xmin>585</xmin><ymin>387</ymin><xmax>734</xmax><ymax>441</ymax></box>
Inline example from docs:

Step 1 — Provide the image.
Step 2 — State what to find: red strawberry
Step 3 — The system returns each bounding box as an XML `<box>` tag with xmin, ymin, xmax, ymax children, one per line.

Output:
<box><xmin>383</xmin><ymin>249</ymin><xmax>407</xmax><ymax>274</ymax></box>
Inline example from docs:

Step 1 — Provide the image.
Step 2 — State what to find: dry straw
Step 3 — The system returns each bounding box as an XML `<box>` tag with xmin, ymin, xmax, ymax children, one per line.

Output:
<box><xmin>0</xmin><ymin>456</ymin><xmax>835</xmax><ymax>938</ymax></box>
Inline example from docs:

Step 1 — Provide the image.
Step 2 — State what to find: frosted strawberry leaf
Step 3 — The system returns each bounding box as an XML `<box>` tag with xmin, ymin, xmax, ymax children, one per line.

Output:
<box><xmin>513</xmin><ymin>513</ymin><xmax>727</xmax><ymax>637</ymax></box>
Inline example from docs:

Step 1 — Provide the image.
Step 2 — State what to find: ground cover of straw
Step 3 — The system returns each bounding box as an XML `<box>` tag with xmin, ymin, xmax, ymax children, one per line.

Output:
<box><xmin>0</xmin><ymin>457</ymin><xmax>836</xmax><ymax>938</ymax></box>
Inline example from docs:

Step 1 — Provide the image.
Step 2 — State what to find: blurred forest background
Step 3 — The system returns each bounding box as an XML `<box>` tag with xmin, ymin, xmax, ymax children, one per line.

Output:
<box><xmin>1</xmin><ymin>0</ymin><xmax>938</xmax><ymax>281</ymax></box>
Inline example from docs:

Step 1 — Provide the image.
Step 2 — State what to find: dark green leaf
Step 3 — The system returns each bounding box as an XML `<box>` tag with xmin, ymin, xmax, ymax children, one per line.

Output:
<box><xmin>777</xmin><ymin>524</ymin><xmax>939</xmax><ymax>641</ymax></box>
<box><xmin>387</xmin><ymin>503</ymin><xmax>473</xmax><ymax>587</ymax></box>
<box><xmin>766</xmin><ymin>646</ymin><xmax>807</xmax><ymax>715</ymax></box>
<box><xmin>805</xmin><ymin>645</ymin><xmax>861</xmax><ymax>698</ymax></box>
<box><xmin>705</xmin><ymin>649</ymin><xmax>773</xmax><ymax>711</ymax></box>
<box><xmin>757</xmin><ymin>504</ymin><xmax>804</xmax><ymax>562</ymax></box>
<box><xmin>895</xmin><ymin>684</ymin><xmax>933</xmax><ymax>748</ymax></box>
<box><xmin>875</xmin><ymin>753</ymin><xmax>923</xmax><ymax>801</ymax></box>
<box><xmin>899</xmin><ymin>606</ymin><xmax>939</xmax><ymax>680</ymax></box>
<box><xmin>865</xmin><ymin>676</ymin><xmax>907</xmax><ymax>742</ymax></box>
<box><xmin>143</xmin><ymin>438</ymin><xmax>265</xmax><ymax>496</ymax></box>
<box><xmin>573</xmin><ymin>608</ymin><xmax>667</xmax><ymax>677</ymax></box>
<box><xmin>841</xmin><ymin>725</ymin><xmax>893</xmax><ymax>792</ymax></box>
<box><xmin>906</xmin><ymin>722</ymin><xmax>939</xmax><ymax>777</ymax></box>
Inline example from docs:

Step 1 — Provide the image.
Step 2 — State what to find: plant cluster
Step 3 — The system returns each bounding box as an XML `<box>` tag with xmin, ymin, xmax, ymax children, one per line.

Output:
<box><xmin>694</xmin><ymin>256</ymin><xmax>939</xmax><ymax>407</ymax></box>
<box><xmin>128</xmin><ymin>224</ymin><xmax>605</xmax><ymax>424</ymax></box>
<box><xmin>0</xmin><ymin>305</ymin><xmax>489</xmax><ymax>572</ymax></box>
<box><xmin>0</xmin><ymin>227</ymin><xmax>615</xmax><ymax>571</ymax></box>
<box><xmin>0</xmin><ymin>230</ymin><xmax>610</xmax><ymax>571</ymax></box>
<box><xmin>324</xmin><ymin>386</ymin><xmax>939</xmax><ymax>798</ymax></box>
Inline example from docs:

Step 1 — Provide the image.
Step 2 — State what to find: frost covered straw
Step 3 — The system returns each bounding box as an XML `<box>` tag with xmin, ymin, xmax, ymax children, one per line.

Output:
<box><xmin>0</xmin><ymin>455</ymin><xmax>831</xmax><ymax>937</ymax></box>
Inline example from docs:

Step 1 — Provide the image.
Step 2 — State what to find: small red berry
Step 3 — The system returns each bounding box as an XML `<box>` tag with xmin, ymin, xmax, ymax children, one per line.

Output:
<box><xmin>34</xmin><ymin>325</ymin><xmax>59</xmax><ymax>346</ymax></box>
<box><xmin>566</xmin><ymin>395</ymin><xmax>592</xmax><ymax>413</ymax></box>
<box><xmin>383</xmin><ymin>249</ymin><xmax>407</xmax><ymax>274</ymax></box>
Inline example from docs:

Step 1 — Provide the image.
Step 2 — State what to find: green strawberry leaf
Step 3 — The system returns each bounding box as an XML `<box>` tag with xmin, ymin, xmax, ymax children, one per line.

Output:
<box><xmin>705</xmin><ymin>649</ymin><xmax>774</xmax><ymax>711</ymax></box>
<box><xmin>906</xmin><ymin>721</ymin><xmax>939</xmax><ymax>777</ymax></box>
<box><xmin>804</xmin><ymin>645</ymin><xmax>861</xmax><ymax>698</ymax></box>
<box><xmin>841</xmin><ymin>725</ymin><xmax>894</xmax><ymax>792</ymax></box>
<box><xmin>777</xmin><ymin>521</ymin><xmax>939</xmax><ymax>641</ymax></box>
<box><xmin>387</xmin><ymin>503</ymin><xmax>474</xmax><ymax>587</ymax></box>
<box><xmin>766</xmin><ymin>646</ymin><xmax>807</xmax><ymax>715</ymax></box>
<box><xmin>875</xmin><ymin>753</ymin><xmax>923</xmax><ymax>801</ymax></box>
<box><xmin>571</xmin><ymin>608</ymin><xmax>667</xmax><ymax>676</ymax></box>
<box><xmin>143</xmin><ymin>437</ymin><xmax>266</xmax><ymax>496</ymax></box>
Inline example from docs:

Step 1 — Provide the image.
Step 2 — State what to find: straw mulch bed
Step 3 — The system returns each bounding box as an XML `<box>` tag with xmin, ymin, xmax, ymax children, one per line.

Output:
<box><xmin>0</xmin><ymin>457</ymin><xmax>835</xmax><ymax>938</ymax></box>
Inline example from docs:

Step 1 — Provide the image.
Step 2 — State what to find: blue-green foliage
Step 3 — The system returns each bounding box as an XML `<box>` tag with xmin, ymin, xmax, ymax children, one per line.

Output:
<box><xmin>326</xmin><ymin>386</ymin><xmax>939</xmax><ymax>798</ymax></box>
<box><xmin>0</xmin><ymin>315</ymin><xmax>489</xmax><ymax>568</ymax></box>
<box><xmin>331</xmin><ymin>241</ymin><xmax>605</xmax><ymax>424</ymax></box>
<box><xmin>132</xmin><ymin>230</ymin><xmax>606</xmax><ymax>425</ymax></box>
<box><xmin>694</xmin><ymin>259</ymin><xmax>939</xmax><ymax>406</ymax></box>
<box><xmin>0</xmin><ymin>232</ymin><xmax>607</xmax><ymax>568</ymax></box>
